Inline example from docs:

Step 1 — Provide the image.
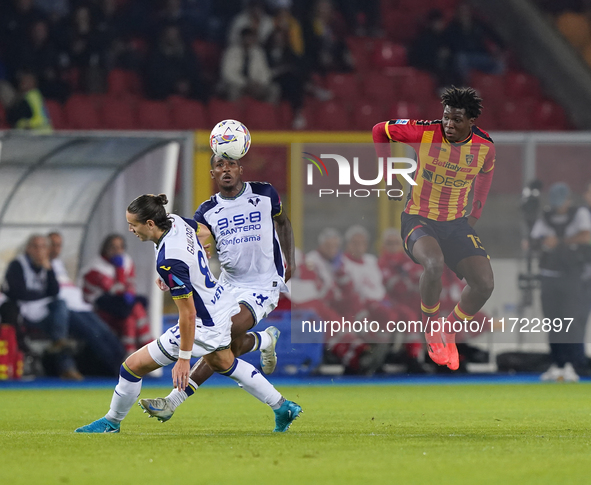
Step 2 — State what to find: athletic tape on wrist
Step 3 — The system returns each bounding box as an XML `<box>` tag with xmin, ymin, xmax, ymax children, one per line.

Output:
<box><xmin>178</xmin><ymin>350</ymin><xmax>192</xmax><ymax>360</ymax></box>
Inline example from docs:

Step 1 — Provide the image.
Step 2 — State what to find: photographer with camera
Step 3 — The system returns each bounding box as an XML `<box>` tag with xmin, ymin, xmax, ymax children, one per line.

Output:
<box><xmin>531</xmin><ymin>182</ymin><xmax>591</xmax><ymax>382</ymax></box>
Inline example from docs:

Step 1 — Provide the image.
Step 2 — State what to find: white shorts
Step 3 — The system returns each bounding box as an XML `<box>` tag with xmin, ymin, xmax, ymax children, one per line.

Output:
<box><xmin>147</xmin><ymin>305</ymin><xmax>239</xmax><ymax>366</ymax></box>
<box><xmin>225</xmin><ymin>283</ymin><xmax>280</xmax><ymax>327</ymax></box>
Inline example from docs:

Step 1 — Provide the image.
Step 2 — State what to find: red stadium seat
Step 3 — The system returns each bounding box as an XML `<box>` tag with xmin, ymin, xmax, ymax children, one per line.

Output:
<box><xmin>346</xmin><ymin>37</ymin><xmax>376</xmax><ymax>71</ymax></box>
<box><xmin>208</xmin><ymin>98</ymin><xmax>245</xmax><ymax>127</ymax></box>
<box><xmin>381</xmin><ymin>9</ymin><xmax>420</xmax><ymax>43</ymax></box>
<box><xmin>278</xmin><ymin>101</ymin><xmax>293</xmax><ymax>130</ymax></box>
<box><xmin>474</xmin><ymin>107</ymin><xmax>500</xmax><ymax>132</ymax></box>
<box><xmin>361</xmin><ymin>71</ymin><xmax>397</xmax><ymax>103</ymax></box>
<box><xmin>326</xmin><ymin>73</ymin><xmax>359</xmax><ymax>99</ymax></box>
<box><xmin>497</xmin><ymin>100</ymin><xmax>535</xmax><ymax>131</ymax></box>
<box><xmin>397</xmin><ymin>0</ymin><xmax>432</xmax><ymax>15</ymax></box>
<box><xmin>100</xmin><ymin>96</ymin><xmax>137</xmax><ymax>130</ymax></box>
<box><xmin>192</xmin><ymin>40</ymin><xmax>222</xmax><ymax>77</ymax></box>
<box><xmin>44</xmin><ymin>100</ymin><xmax>66</xmax><ymax>130</ymax></box>
<box><xmin>352</xmin><ymin>101</ymin><xmax>387</xmax><ymax>131</ymax></box>
<box><xmin>398</xmin><ymin>71</ymin><xmax>437</xmax><ymax>102</ymax></box>
<box><xmin>64</xmin><ymin>95</ymin><xmax>101</xmax><ymax>129</ymax></box>
<box><xmin>107</xmin><ymin>69</ymin><xmax>129</xmax><ymax>96</ymax></box>
<box><xmin>313</xmin><ymin>101</ymin><xmax>352</xmax><ymax>131</ymax></box>
<box><xmin>244</xmin><ymin>98</ymin><xmax>279</xmax><ymax>130</ymax></box>
<box><xmin>531</xmin><ymin>100</ymin><xmax>569</xmax><ymax>130</ymax></box>
<box><xmin>107</xmin><ymin>69</ymin><xmax>143</xmax><ymax>96</ymax></box>
<box><xmin>387</xmin><ymin>100</ymin><xmax>422</xmax><ymax>120</ymax></box>
<box><xmin>137</xmin><ymin>100</ymin><xmax>172</xmax><ymax>130</ymax></box>
<box><xmin>169</xmin><ymin>97</ymin><xmax>208</xmax><ymax>130</ymax></box>
<box><xmin>471</xmin><ymin>72</ymin><xmax>506</xmax><ymax>104</ymax></box>
<box><xmin>422</xmin><ymin>96</ymin><xmax>445</xmax><ymax>120</ymax></box>
<box><xmin>505</xmin><ymin>71</ymin><xmax>542</xmax><ymax>100</ymax></box>
<box><xmin>370</xmin><ymin>40</ymin><xmax>407</xmax><ymax>69</ymax></box>
<box><xmin>0</xmin><ymin>102</ymin><xmax>8</xmax><ymax>128</ymax></box>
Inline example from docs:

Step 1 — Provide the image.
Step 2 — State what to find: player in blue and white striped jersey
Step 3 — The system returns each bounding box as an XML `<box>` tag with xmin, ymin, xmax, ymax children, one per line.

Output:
<box><xmin>75</xmin><ymin>194</ymin><xmax>300</xmax><ymax>433</ymax></box>
<box><xmin>139</xmin><ymin>154</ymin><xmax>295</xmax><ymax>423</ymax></box>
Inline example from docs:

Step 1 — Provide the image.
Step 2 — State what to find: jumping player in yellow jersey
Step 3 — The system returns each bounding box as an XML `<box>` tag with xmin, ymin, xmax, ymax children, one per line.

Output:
<box><xmin>372</xmin><ymin>86</ymin><xmax>495</xmax><ymax>370</ymax></box>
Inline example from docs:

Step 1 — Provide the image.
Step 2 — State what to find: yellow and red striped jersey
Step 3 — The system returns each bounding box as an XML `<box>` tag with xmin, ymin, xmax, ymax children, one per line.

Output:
<box><xmin>384</xmin><ymin>119</ymin><xmax>495</xmax><ymax>221</ymax></box>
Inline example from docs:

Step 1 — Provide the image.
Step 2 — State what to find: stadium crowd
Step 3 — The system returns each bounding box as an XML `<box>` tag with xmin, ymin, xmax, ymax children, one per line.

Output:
<box><xmin>0</xmin><ymin>0</ymin><xmax>570</xmax><ymax>131</ymax></box>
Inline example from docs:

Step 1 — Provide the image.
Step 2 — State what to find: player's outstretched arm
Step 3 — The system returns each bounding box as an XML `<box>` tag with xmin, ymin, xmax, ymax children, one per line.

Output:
<box><xmin>274</xmin><ymin>211</ymin><xmax>295</xmax><ymax>282</ymax></box>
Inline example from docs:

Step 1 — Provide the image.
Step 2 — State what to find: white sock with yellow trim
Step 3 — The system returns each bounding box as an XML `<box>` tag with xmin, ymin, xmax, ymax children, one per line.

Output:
<box><xmin>105</xmin><ymin>363</ymin><xmax>143</xmax><ymax>423</ymax></box>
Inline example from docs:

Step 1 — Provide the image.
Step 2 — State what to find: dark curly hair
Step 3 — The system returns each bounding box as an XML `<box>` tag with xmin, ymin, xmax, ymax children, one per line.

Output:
<box><xmin>440</xmin><ymin>86</ymin><xmax>483</xmax><ymax>119</ymax></box>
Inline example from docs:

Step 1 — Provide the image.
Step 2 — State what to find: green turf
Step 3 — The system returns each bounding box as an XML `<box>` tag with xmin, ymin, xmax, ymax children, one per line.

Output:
<box><xmin>1</xmin><ymin>383</ymin><xmax>591</xmax><ymax>485</ymax></box>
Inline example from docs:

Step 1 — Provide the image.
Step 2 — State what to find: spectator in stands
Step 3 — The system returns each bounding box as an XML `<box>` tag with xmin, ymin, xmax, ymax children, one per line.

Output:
<box><xmin>14</xmin><ymin>19</ymin><xmax>71</xmax><ymax>102</ymax></box>
<box><xmin>32</xmin><ymin>0</ymin><xmax>69</xmax><ymax>22</ymax></box>
<box><xmin>82</xmin><ymin>234</ymin><xmax>152</xmax><ymax>356</ymax></box>
<box><xmin>48</xmin><ymin>232</ymin><xmax>124</xmax><ymax>375</ymax></box>
<box><xmin>303</xmin><ymin>0</ymin><xmax>354</xmax><ymax>75</ymax></box>
<box><xmin>5</xmin><ymin>70</ymin><xmax>52</xmax><ymax>131</ymax></box>
<box><xmin>265</xmin><ymin>27</ymin><xmax>306</xmax><ymax>128</ymax></box>
<box><xmin>306</xmin><ymin>227</ymin><xmax>346</xmax><ymax>304</ymax></box>
<box><xmin>444</xmin><ymin>3</ymin><xmax>506</xmax><ymax>85</ymax></box>
<box><xmin>97</xmin><ymin>0</ymin><xmax>145</xmax><ymax>73</ymax></box>
<box><xmin>290</xmin><ymin>247</ymin><xmax>371</xmax><ymax>374</ymax></box>
<box><xmin>59</xmin><ymin>5</ymin><xmax>108</xmax><ymax>92</ymax></box>
<box><xmin>0</xmin><ymin>0</ymin><xmax>47</xmax><ymax>49</ymax></box>
<box><xmin>378</xmin><ymin>229</ymin><xmax>421</xmax><ymax>323</ymax></box>
<box><xmin>145</xmin><ymin>23</ymin><xmax>208</xmax><ymax>101</ymax></box>
<box><xmin>335</xmin><ymin>0</ymin><xmax>381</xmax><ymax>37</ymax></box>
<box><xmin>339</xmin><ymin>225</ymin><xmax>399</xmax><ymax>373</ymax></box>
<box><xmin>341</xmin><ymin>225</ymin><xmax>395</xmax><ymax>320</ymax></box>
<box><xmin>153</xmin><ymin>0</ymin><xmax>211</xmax><ymax>42</ymax></box>
<box><xmin>531</xmin><ymin>182</ymin><xmax>591</xmax><ymax>382</ymax></box>
<box><xmin>228</xmin><ymin>0</ymin><xmax>275</xmax><ymax>46</ymax></box>
<box><xmin>220</xmin><ymin>27</ymin><xmax>279</xmax><ymax>102</ymax></box>
<box><xmin>408</xmin><ymin>9</ymin><xmax>460</xmax><ymax>88</ymax></box>
<box><xmin>2</xmin><ymin>234</ymin><xmax>82</xmax><ymax>380</ymax></box>
<box><xmin>273</xmin><ymin>5</ymin><xmax>305</xmax><ymax>57</ymax></box>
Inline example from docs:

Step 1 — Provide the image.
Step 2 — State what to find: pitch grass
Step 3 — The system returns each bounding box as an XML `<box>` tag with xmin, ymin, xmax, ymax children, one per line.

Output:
<box><xmin>1</xmin><ymin>383</ymin><xmax>591</xmax><ymax>485</ymax></box>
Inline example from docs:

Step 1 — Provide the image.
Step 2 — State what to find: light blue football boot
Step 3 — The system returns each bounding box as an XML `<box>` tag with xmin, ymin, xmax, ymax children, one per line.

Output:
<box><xmin>75</xmin><ymin>417</ymin><xmax>120</xmax><ymax>433</ymax></box>
<box><xmin>273</xmin><ymin>400</ymin><xmax>302</xmax><ymax>432</ymax></box>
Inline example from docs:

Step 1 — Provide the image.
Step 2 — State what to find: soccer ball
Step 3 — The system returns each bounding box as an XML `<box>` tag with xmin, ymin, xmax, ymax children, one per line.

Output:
<box><xmin>209</xmin><ymin>119</ymin><xmax>251</xmax><ymax>160</ymax></box>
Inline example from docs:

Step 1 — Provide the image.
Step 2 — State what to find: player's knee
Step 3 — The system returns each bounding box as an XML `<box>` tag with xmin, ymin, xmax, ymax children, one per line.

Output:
<box><xmin>205</xmin><ymin>350</ymin><xmax>234</xmax><ymax>372</ymax></box>
<box><xmin>422</xmin><ymin>256</ymin><xmax>444</xmax><ymax>280</ymax></box>
<box><xmin>477</xmin><ymin>276</ymin><xmax>494</xmax><ymax>300</ymax></box>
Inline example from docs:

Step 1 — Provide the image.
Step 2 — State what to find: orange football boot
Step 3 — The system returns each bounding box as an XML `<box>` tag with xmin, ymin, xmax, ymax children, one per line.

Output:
<box><xmin>425</xmin><ymin>331</ymin><xmax>448</xmax><ymax>365</ymax></box>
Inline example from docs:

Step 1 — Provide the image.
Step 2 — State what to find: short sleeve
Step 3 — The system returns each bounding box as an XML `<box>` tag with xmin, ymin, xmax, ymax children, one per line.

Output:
<box><xmin>157</xmin><ymin>259</ymin><xmax>193</xmax><ymax>299</ymax></box>
<box><xmin>181</xmin><ymin>216</ymin><xmax>198</xmax><ymax>232</ymax></box>
<box><xmin>249</xmin><ymin>182</ymin><xmax>282</xmax><ymax>217</ymax></box>
<box><xmin>194</xmin><ymin>197</ymin><xmax>216</xmax><ymax>231</ymax></box>
<box><xmin>268</xmin><ymin>185</ymin><xmax>282</xmax><ymax>217</ymax></box>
